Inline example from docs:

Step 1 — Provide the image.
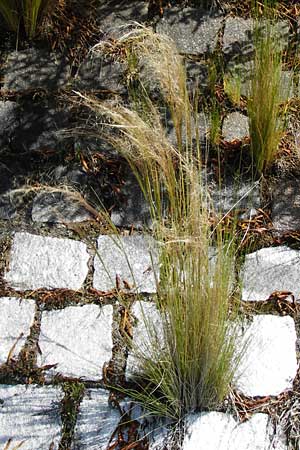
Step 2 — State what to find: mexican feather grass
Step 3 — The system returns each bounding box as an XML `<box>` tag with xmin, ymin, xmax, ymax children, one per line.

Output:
<box><xmin>76</xmin><ymin>26</ymin><xmax>244</xmax><ymax>421</ymax></box>
<box><xmin>248</xmin><ymin>20</ymin><xmax>284</xmax><ymax>175</ymax></box>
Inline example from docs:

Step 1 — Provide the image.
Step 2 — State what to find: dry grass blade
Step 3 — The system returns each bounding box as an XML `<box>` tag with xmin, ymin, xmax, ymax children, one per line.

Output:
<box><xmin>6</xmin><ymin>332</ymin><xmax>24</xmax><ymax>364</ymax></box>
<box><xmin>4</xmin><ymin>439</ymin><xmax>25</xmax><ymax>450</ymax></box>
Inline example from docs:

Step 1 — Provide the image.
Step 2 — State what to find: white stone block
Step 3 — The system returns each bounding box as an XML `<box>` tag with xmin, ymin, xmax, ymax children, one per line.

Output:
<box><xmin>93</xmin><ymin>235</ymin><xmax>158</xmax><ymax>293</ymax></box>
<box><xmin>5</xmin><ymin>232</ymin><xmax>89</xmax><ymax>290</ymax></box>
<box><xmin>242</xmin><ymin>246</ymin><xmax>300</xmax><ymax>301</ymax></box>
<box><xmin>0</xmin><ymin>297</ymin><xmax>36</xmax><ymax>364</ymax></box>
<box><xmin>38</xmin><ymin>305</ymin><xmax>113</xmax><ymax>380</ymax></box>
<box><xmin>183</xmin><ymin>412</ymin><xmax>287</xmax><ymax>450</ymax></box>
<box><xmin>72</xmin><ymin>389</ymin><xmax>120</xmax><ymax>449</ymax></box>
<box><xmin>0</xmin><ymin>384</ymin><xmax>63</xmax><ymax>450</ymax></box>
<box><xmin>126</xmin><ymin>301</ymin><xmax>164</xmax><ymax>379</ymax></box>
<box><xmin>235</xmin><ymin>315</ymin><xmax>298</xmax><ymax>397</ymax></box>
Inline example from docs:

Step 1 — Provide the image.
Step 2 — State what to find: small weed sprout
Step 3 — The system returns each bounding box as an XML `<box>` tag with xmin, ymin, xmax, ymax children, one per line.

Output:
<box><xmin>76</xmin><ymin>26</ymin><xmax>244</xmax><ymax>421</ymax></box>
<box><xmin>247</xmin><ymin>21</ymin><xmax>284</xmax><ymax>175</ymax></box>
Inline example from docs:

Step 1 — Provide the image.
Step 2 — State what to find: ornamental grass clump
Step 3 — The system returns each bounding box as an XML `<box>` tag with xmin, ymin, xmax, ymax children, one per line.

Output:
<box><xmin>76</xmin><ymin>26</ymin><xmax>244</xmax><ymax>421</ymax></box>
<box><xmin>247</xmin><ymin>21</ymin><xmax>284</xmax><ymax>175</ymax></box>
<box><xmin>0</xmin><ymin>0</ymin><xmax>55</xmax><ymax>38</ymax></box>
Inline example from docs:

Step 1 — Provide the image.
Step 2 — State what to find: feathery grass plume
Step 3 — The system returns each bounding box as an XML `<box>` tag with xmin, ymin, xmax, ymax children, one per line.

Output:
<box><xmin>76</xmin><ymin>26</ymin><xmax>244</xmax><ymax>421</ymax></box>
<box><xmin>247</xmin><ymin>20</ymin><xmax>284</xmax><ymax>175</ymax></box>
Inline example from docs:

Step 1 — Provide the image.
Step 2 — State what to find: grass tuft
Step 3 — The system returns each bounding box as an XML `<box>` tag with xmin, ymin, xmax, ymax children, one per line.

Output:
<box><xmin>76</xmin><ymin>25</ymin><xmax>245</xmax><ymax>421</ymax></box>
<box><xmin>247</xmin><ymin>21</ymin><xmax>284</xmax><ymax>175</ymax></box>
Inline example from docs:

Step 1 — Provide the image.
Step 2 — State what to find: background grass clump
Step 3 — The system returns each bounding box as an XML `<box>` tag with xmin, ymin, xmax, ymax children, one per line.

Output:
<box><xmin>0</xmin><ymin>0</ymin><xmax>56</xmax><ymax>38</ymax></box>
<box><xmin>248</xmin><ymin>21</ymin><xmax>285</xmax><ymax>175</ymax></box>
<box><xmin>77</xmin><ymin>26</ymin><xmax>244</xmax><ymax>421</ymax></box>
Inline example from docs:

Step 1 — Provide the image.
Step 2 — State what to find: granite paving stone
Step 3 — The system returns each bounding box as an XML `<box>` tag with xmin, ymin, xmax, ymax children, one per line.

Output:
<box><xmin>74</xmin><ymin>54</ymin><xmax>126</xmax><ymax>93</ymax></box>
<box><xmin>183</xmin><ymin>412</ymin><xmax>287</xmax><ymax>450</ymax></box>
<box><xmin>72</xmin><ymin>388</ymin><xmax>120</xmax><ymax>449</ymax></box>
<box><xmin>16</xmin><ymin>101</ymin><xmax>70</xmax><ymax>153</ymax></box>
<box><xmin>210</xmin><ymin>178</ymin><xmax>260</xmax><ymax>213</ymax></box>
<box><xmin>0</xmin><ymin>100</ymin><xmax>19</xmax><ymax>149</ymax></box>
<box><xmin>0</xmin><ymin>297</ymin><xmax>36</xmax><ymax>365</ymax></box>
<box><xmin>223</xmin><ymin>17</ymin><xmax>289</xmax><ymax>60</ymax></box>
<box><xmin>0</xmin><ymin>384</ymin><xmax>63</xmax><ymax>450</ymax></box>
<box><xmin>0</xmin><ymin>164</ymin><xmax>12</xmax><ymax>194</ymax></box>
<box><xmin>5</xmin><ymin>232</ymin><xmax>90</xmax><ymax>290</ymax></box>
<box><xmin>2</xmin><ymin>48</ymin><xmax>70</xmax><ymax>92</ymax></box>
<box><xmin>242</xmin><ymin>246</ymin><xmax>300</xmax><ymax>301</ymax></box>
<box><xmin>223</xmin><ymin>17</ymin><xmax>255</xmax><ymax>59</ymax></box>
<box><xmin>167</xmin><ymin>112</ymin><xmax>210</xmax><ymax>148</ymax></box>
<box><xmin>38</xmin><ymin>305</ymin><xmax>113</xmax><ymax>380</ymax></box>
<box><xmin>111</xmin><ymin>171</ymin><xmax>152</xmax><ymax>229</ymax></box>
<box><xmin>31</xmin><ymin>191</ymin><xmax>94</xmax><ymax>223</ymax></box>
<box><xmin>224</xmin><ymin>60</ymin><xmax>253</xmax><ymax>98</ymax></box>
<box><xmin>222</xmin><ymin>112</ymin><xmax>249</xmax><ymax>142</ymax></box>
<box><xmin>96</xmin><ymin>0</ymin><xmax>148</xmax><ymax>38</ymax></box>
<box><xmin>126</xmin><ymin>300</ymin><xmax>164</xmax><ymax>378</ymax></box>
<box><xmin>185</xmin><ymin>59</ymin><xmax>209</xmax><ymax>94</ymax></box>
<box><xmin>0</xmin><ymin>193</ymin><xmax>17</xmax><ymax>220</ymax></box>
<box><xmin>156</xmin><ymin>7</ymin><xmax>223</xmax><ymax>55</ymax></box>
<box><xmin>120</xmin><ymin>400</ymin><xmax>172</xmax><ymax>449</ymax></box>
<box><xmin>93</xmin><ymin>235</ymin><xmax>159</xmax><ymax>293</ymax></box>
<box><xmin>225</xmin><ymin>63</ymin><xmax>294</xmax><ymax>101</ymax></box>
<box><xmin>235</xmin><ymin>315</ymin><xmax>297</xmax><ymax>397</ymax></box>
<box><xmin>272</xmin><ymin>178</ymin><xmax>300</xmax><ymax>232</ymax></box>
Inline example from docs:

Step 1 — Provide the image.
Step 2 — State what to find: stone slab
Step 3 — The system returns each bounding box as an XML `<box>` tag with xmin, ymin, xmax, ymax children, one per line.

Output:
<box><xmin>72</xmin><ymin>388</ymin><xmax>120</xmax><ymax>449</ymax></box>
<box><xmin>272</xmin><ymin>178</ymin><xmax>300</xmax><ymax>232</ymax></box>
<box><xmin>223</xmin><ymin>17</ymin><xmax>255</xmax><ymax>59</ymax></box>
<box><xmin>96</xmin><ymin>0</ymin><xmax>148</xmax><ymax>38</ymax></box>
<box><xmin>209</xmin><ymin>178</ymin><xmax>260</xmax><ymax>213</ymax></box>
<box><xmin>126</xmin><ymin>301</ymin><xmax>163</xmax><ymax>378</ymax></box>
<box><xmin>225</xmin><ymin>62</ymin><xmax>294</xmax><ymax>101</ymax></box>
<box><xmin>16</xmin><ymin>101</ymin><xmax>70</xmax><ymax>153</ymax></box>
<box><xmin>38</xmin><ymin>305</ymin><xmax>113</xmax><ymax>380</ymax></box>
<box><xmin>120</xmin><ymin>400</ymin><xmax>172</xmax><ymax>449</ymax></box>
<box><xmin>0</xmin><ymin>193</ymin><xmax>17</xmax><ymax>219</ymax></box>
<box><xmin>111</xmin><ymin>171</ymin><xmax>152</xmax><ymax>229</ymax></box>
<box><xmin>185</xmin><ymin>59</ymin><xmax>209</xmax><ymax>94</ymax></box>
<box><xmin>223</xmin><ymin>17</ymin><xmax>289</xmax><ymax>60</ymax></box>
<box><xmin>222</xmin><ymin>112</ymin><xmax>249</xmax><ymax>142</ymax></box>
<box><xmin>0</xmin><ymin>164</ymin><xmax>12</xmax><ymax>194</ymax></box>
<box><xmin>0</xmin><ymin>297</ymin><xmax>36</xmax><ymax>365</ymax></box>
<box><xmin>224</xmin><ymin>60</ymin><xmax>253</xmax><ymax>98</ymax></box>
<box><xmin>0</xmin><ymin>100</ymin><xmax>19</xmax><ymax>149</ymax></box>
<box><xmin>183</xmin><ymin>412</ymin><xmax>286</xmax><ymax>450</ymax></box>
<box><xmin>156</xmin><ymin>7</ymin><xmax>223</xmax><ymax>55</ymax></box>
<box><xmin>2</xmin><ymin>48</ymin><xmax>70</xmax><ymax>92</ymax></box>
<box><xmin>93</xmin><ymin>235</ymin><xmax>159</xmax><ymax>293</ymax></box>
<box><xmin>242</xmin><ymin>246</ymin><xmax>300</xmax><ymax>301</ymax></box>
<box><xmin>235</xmin><ymin>315</ymin><xmax>297</xmax><ymax>397</ymax></box>
<box><xmin>32</xmin><ymin>191</ymin><xmax>93</xmax><ymax>223</ymax></box>
<box><xmin>74</xmin><ymin>54</ymin><xmax>126</xmax><ymax>93</ymax></box>
<box><xmin>5</xmin><ymin>232</ymin><xmax>89</xmax><ymax>290</ymax></box>
<box><xmin>167</xmin><ymin>112</ymin><xmax>210</xmax><ymax>148</ymax></box>
<box><xmin>0</xmin><ymin>384</ymin><xmax>63</xmax><ymax>449</ymax></box>
<box><xmin>49</xmin><ymin>165</ymin><xmax>90</xmax><ymax>187</ymax></box>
